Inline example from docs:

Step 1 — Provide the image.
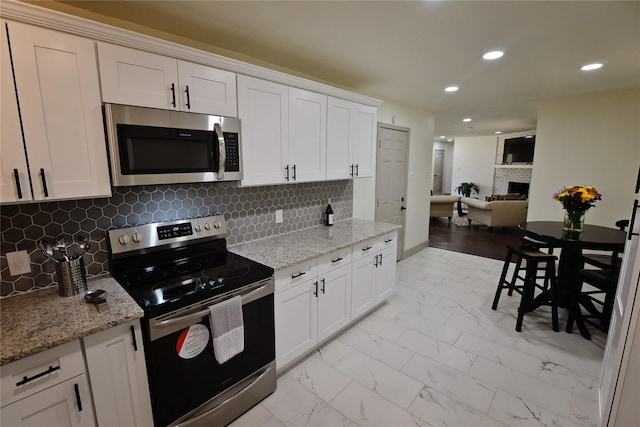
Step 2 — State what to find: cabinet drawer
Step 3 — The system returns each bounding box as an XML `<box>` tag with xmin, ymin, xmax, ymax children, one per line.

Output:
<box><xmin>275</xmin><ymin>259</ymin><xmax>318</xmax><ymax>293</ymax></box>
<box><xmin>317</xmin><ymin>248</ymin><xmax>352</xmax><ymax>276</ymax></box>
<box><xmin>352</xmin><ymin>237</ymin><xmax>383</xmax><ymax>261</ymax></box>
<box><xmin>381</xmin><ymin>232</ymin><xmax>397</xmax><ymax>249</ymax></box>
<box><xmin>1</xmin><ymin>340</ymin><xmax>85</xmax><ymax>407</ymax></box>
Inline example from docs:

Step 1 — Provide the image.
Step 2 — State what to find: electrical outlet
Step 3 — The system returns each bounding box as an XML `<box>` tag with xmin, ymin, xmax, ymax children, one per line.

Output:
<box><xmin>7</xmin><ymin>250</ymin><xmax>31</xmax><ymax>276</ymax></box>
<box><xmin>275</xmin><ymin>209</ymin><xmax>283</xmax><ymax>224</ymax></box>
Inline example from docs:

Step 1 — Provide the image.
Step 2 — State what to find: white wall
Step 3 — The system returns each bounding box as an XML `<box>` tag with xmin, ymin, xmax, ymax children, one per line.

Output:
<box><xmin>450</xmin><ymin>135</ymin><xmax>497</xmax><ymax>199</ymax></box>
<box><xmin>528</xmin><ymin>89</ymin><xmax>640</xmax><ymax>225</ymax></box>
<box><xmin>353</xmin><ymin>100</ymin><xmax>435</xmax><ymax>254</ymax></box>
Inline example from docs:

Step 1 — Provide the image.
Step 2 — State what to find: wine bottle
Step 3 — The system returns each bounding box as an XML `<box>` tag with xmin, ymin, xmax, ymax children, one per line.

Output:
<box><xmin>325</xmin><ymin>199</ymin><xmax>334</xmax><ymax>226</ymax></box>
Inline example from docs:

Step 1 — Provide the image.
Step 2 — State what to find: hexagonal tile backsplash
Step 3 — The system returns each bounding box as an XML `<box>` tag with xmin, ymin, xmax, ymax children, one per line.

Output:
<box><xmin>1</xmin><ymin>180</ymin><xmax>353</xmax><ymax>298</ymax></box>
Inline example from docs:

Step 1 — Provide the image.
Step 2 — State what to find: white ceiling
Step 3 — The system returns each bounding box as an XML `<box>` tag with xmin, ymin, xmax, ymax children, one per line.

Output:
<box><xmin>52</xmin><ymin>0</ymin><xmax>640</xmax><ymax>140</ymax></box>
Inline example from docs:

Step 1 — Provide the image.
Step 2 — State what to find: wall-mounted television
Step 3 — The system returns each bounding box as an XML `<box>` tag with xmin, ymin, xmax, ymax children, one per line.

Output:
<box><xmin>502</xmin><ymin>135</ymin><xmax>535</xmax><ymax>164</ymax></box>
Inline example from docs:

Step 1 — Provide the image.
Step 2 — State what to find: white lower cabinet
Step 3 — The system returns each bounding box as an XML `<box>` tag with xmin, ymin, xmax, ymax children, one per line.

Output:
<box><xmin>1</xmin><ymin>340</ymin><xmax>96</xmax><ymax>427</ymax></box>
<box><xmin>275</xmin><ymin>278</ymin><xmax>318</xmax><ymax>370</ymax></box>
<box><xmin>352</xmin><ymin>232</ymin><xmax>398</xmax><ymax>320</ymax></box>
<box><xmin>274</xmin><ymin>236</ymin><xmax>395</xmax><ymax>372</ymax></box>
<box><xmin>83</xmin><ymin>320</ymin><xmax>153</xmax><ymax>427</ymax></box>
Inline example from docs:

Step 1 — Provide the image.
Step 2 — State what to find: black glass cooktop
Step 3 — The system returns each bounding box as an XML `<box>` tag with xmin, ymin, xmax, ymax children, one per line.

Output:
<box><xmin>111</xmin><ymin>241</ymin><xmax>273</xmax><ymax>313</ymax></box>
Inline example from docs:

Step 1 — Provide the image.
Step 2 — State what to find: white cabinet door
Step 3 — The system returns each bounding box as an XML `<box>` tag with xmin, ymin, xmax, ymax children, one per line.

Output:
<box><xmin>238</xmin><ymin>75</ymin><xmax>288</xmax><ymax>186</ymax></box>
<box><xmin>375</xmin><ymin>244</ymin><xmax>397</xmax><ymax>302</ymax></box>
<box><xmin>8</xmin><ymin>21</ymin><xmax>111</xmax><ymax>201</ymax></box>
<box><xmin>318</xmin><ymin>265</ymin><xmax>351</xmax><ymax>342</ymax></box>
<box><xmin>326</xmin><ymin>97</ymin><xmax>353</xmax><ymax>180</ymax></box>
<box><xmin>288</xmin><ymin>88</ymin><xmax>326</xmax><ymax>182</ymax></box>
<box><xmin>351</xmin><ymin>253</ymin><xmax>376</xmax><ymax>320</ymax></box>
<box><xmin>326</xmin><ymin>98</ymin><xmax>377</xmax><ymax>179</ymax></box>
<box><xmin>275</xmin><ymin>279</ymin><xmax>318</xmax><ymax>369</ymax></box>
<box><xmin>83</xmin><ymin>320</ymin><xmax>153</xmax><ymax>427</ymax></box>
<box><xmin>0</xmin><ymin>20</ymin><xmax>31</xmax><ymax>203</ymax></box>
<box><xmin>1</xmin><ymin>375</ymin><xmax>95</xmax><ymax>427</ymax></box>
<box><xmin>351</xmin><ymin>103</ymin><xmax>377</xmax><ymax>178</ymax></box>
<box><xmin>97</xmin><ymin>42</ymin><xmax>179</xmax><ymax>110</ymax></box>
<box><xmin>177</xmin><ymin>60</ymin><xmax>237</xmax><ymax>116</ymax></box>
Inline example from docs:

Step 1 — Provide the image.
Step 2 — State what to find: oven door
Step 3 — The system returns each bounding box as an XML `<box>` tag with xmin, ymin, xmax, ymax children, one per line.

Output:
<box><xmin>146</xmin><ymin>279</ymin><xmax>275</xmax><ymax>427</ymax></box>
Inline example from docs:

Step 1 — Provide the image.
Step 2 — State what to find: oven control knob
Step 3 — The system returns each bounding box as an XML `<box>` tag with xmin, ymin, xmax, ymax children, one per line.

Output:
<box><xmin>118</xmin><ymin>234</ymin><xmax>130</xmax><ymax>245</ymax></box>
<box><xmin>194</xmin><ymin>223</ymin><xmax>202</xmax><ymax>232</ymax></box>
<box><xmin>213</xmin><ymin>221</ymin><xmax>222</xmax><ymax>229</ymax></box>
<box><xmin>204</xmin><ymin>222</ymin><xmax>211</xmax><ymax>230</ymax></box>
<box><xmin>132</xmin><ymin>232</ymin><xmax>143</xmax><ymax>243</ymax></box>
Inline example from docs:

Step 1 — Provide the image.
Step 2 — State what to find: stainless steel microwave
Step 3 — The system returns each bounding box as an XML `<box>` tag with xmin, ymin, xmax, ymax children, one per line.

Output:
<box><xmin>104</xmin><ymin>104</ymin><xmax>242</xmax><ymax>186</ymax></box>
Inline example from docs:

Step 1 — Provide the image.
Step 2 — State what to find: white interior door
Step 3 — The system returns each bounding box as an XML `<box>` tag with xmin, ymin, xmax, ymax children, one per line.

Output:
<box><xmin>375</xmin><ymin>123</ymin><xmax>409</xmax><ymax>260</ymax></box>
<box><xmin>433</xmin><ymin>148</ymin><xmax>445</xmax><ymax>195</ymax></box>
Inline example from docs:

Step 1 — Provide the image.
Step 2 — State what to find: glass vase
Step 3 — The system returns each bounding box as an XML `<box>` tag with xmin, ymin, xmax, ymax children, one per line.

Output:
<box><xmin>563</xmin><ymin>209</ymin><xmax>585</xmax><ymax>238</ymax></box>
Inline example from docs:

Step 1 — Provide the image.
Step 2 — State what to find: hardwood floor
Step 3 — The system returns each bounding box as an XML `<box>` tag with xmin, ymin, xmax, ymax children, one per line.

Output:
<box><xmin>428</xmin><ymin>216</ymin><xmax>525</xmax><ymax>260</ymax></box>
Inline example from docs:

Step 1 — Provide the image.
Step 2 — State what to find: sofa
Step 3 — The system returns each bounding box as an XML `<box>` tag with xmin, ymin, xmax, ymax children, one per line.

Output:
<box><xmin>460</xmin><ymin>196</ymin><xmax>528</xmax><ymax>229</ymax></box>
<box><xmin>430</xmin><ymin>195</ymin><xmax>459</xmax><ymax>223</ymax></box>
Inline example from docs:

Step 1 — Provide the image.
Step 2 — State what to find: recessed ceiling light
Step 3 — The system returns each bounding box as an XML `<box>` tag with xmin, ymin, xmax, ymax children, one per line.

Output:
<box><xmin>495</xmin><ymin>131</ymin><xmax>502</xmax><ymax>134</ymax></box>
<box><xmin>483</xmin><ymin>50</ymin><xmax>504</xmax><ymax>60</ymax></box>
<box><xmin>447</xmin><ymin>139</ymin><xmax>453</xmax><ymax>142</ymax></box>
<box><xmin>445</xmin><ymin>86</ymin><xmax>459</xmax><ymax>92</ymax></box>
<box><xmin>580</xmin><ymin>63</ymin><xmax>603</xmax><ymax>71</ymax></box>
<box><xmin>463</xmin><ymin>118</ymin><xmax>472</xmax><ymax>122</ymax></box>
<box><xmin>439</xmin><ymin>135</ymin><xmax>446</xmax><ymax>139</ymax></box>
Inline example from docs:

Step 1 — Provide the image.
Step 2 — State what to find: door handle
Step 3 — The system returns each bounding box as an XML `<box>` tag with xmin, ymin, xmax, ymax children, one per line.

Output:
<box><xmin>214</xmin><ymin>123</ymin><xmax>225</xmax><ymax>180</ymax></box>
<box><xmin>185</xmin><ymin>85</ymin><xmax>191</xmax><ymax>109</ymax></box>
<box><xmin>170</xmin><ymin>83</ymin><xmax>176</xmax><ymax>107</ymax></box>
<box><xmin>400</xmin><ymin>206</ymin><xmax>407</xmax><ymax>211</ymax></box>
<box><xmin>285</xmin><ymin>165</ymin><xmax>290</xmax><ymax>181</ymax></box>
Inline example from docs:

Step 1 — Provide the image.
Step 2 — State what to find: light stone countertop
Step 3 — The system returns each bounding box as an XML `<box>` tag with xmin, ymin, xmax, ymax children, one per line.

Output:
<box><xmin>229</xmin><ymin>218</ymin><xmax>400</xmax><ymax>271</ymax></box>
<box><xmin>1</xmin><ymin>275</ymin><xmax>143</xmax><ymax>366</ymax></box>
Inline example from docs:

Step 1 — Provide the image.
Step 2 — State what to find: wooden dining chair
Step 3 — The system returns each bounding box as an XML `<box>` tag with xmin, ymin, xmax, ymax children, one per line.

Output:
<box><xmin>581</xmin><ymin>219</ymin><xmax>628</xmax><ymax>270</ymax></box>
<box><xmin>565</xmin><ymin>267</ymin><xmax>620</xmax><ymax>339</ymax></box>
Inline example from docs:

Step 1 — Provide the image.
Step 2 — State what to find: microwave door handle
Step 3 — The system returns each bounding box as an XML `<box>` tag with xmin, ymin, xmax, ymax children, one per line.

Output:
<box><xmin>214</xmin><ymin>123</ymin><xmax>225</xmax><ymax>180</ymax></box>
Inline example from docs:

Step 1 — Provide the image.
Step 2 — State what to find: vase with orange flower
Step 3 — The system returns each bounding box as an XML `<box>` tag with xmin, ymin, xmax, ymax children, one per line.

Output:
<box><xmin>552</xmin><ymin>185</ymin><xmax>602</xmax><ymax>238</ymax></box>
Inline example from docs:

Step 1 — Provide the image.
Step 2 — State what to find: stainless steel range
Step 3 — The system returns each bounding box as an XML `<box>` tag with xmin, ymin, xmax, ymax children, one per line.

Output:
<box><xmin>108</xmin><ymin>215</ymin><xmax>276</xmax><ymax>427</ymax></box>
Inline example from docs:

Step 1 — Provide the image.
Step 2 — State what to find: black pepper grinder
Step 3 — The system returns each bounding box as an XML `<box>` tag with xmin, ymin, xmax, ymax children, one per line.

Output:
<box><xmin>325</xmin><ymin>198</ymin><xmax>334</xmax><ymax>226</ymax></box>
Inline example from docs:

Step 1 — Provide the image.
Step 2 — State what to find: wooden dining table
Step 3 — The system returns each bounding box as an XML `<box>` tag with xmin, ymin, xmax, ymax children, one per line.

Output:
<box><xmin>518</xmin><ymin>221</ymin><xmax>626</xmax><ymax>337</ymax></box>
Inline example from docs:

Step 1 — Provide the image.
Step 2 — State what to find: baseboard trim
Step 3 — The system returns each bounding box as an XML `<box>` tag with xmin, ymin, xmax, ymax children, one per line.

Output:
<box><xmin>403</xmin><ymin>241</ymin><xmax>429</xmax><ymax>258</ymax></box>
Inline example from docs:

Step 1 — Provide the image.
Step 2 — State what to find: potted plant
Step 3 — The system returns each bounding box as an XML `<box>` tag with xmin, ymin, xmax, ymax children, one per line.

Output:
<box><xmin>455</xmin><ymin>182</ymin><xmax>480</xmax><ymax>197</ymax></box>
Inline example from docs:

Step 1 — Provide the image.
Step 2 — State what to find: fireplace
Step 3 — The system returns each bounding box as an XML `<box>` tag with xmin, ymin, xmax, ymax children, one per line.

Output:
<box><xmin>508</xmin><ymin>181</ymin><xmax>530</xmax><ymax>198</ymax></box>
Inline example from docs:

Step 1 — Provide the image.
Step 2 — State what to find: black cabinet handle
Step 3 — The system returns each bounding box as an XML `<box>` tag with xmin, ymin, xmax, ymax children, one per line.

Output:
<box><xmin>13</xmin><ymin>169</ymin><xmax>22</xmax><ymax>199</ymax></box>
<box><xmin>385</xmin><ymin>239</ymin><xmax>393</xmax><ymax>243</ymax></box>
<box><xmin>362</xmin><ymin>246</ymin><xmax>372</xmax><ymax>252</ymax></box>
<box><xmin>40</xmin><ymin>168</ymin><xmax>49</xmax><ymax>197</ymax></box>
<box><xmin>291</xmin><ymin>271</ymin><xmax>306</xmax><ymax>279</ymax></box>
<box><xmin>350</xmin><ymin>164</ymin><xmax>354</xmax><ymax>177</ymax></box>
<box><xmin>74</xmin><ymin>383</ymin><xmax>83</xmax><ymax>412</ymax></box>
<box><xmin>292</xmin><ymin>164</ymin><xmax>297</xmax><ymax>181</ymax></box>
<box><xmin>170</xmin><ymin>83</ymin><xmax>176</xmax><ymax>107</ymax></box>
<box><xmin>130</xmin><ymin>325</ymin><xmax>138</xmax><ymax>352</ymax></box>
<box><xmin>185</xmin><ymin>85</ymin><xmax>191</xmax><ymax>109</ymax></box>
<box><xmin>331</xmin><ymin>257</ymin><xmax>344</xmax><ymax>263</ymax></box>
<box><xmin>16</xmin><ymin>365</ymin><xmax>60</xmax><ymax>387</ymax></box>
<box><xmin>321</xmin><ymin>278</ymin><xmax>325</xmax><ymax>294</ymax></box>
<box><xmin>285</xmin><ymin>165</ymin><xmax>290</xmax><ymax>181</ymax></box>
<box><xmin>313</xmin><ymin>281</ymin><xmax>318</xmax><ymax>297</ymax></box>
<box><xmin>374</xmin><ymin>254</ymin><xmax>379</xmax><ymax>267</ymax></box>
<box><xmin>378</xmin><ymin>254</ymin><xmax>383</xmax><ymax>266</ymax></box>
<box><xmin>355</xmin><ymin>164</ymin><xmax>359</xmax><ymax>176</ymax></box>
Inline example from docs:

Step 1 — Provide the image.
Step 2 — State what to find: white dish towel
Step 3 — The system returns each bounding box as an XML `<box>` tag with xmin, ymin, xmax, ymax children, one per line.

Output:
<box><xmin>209</xmin><ymin>296</ymin><xmax>244</xmax><ymax>364</ymax></box>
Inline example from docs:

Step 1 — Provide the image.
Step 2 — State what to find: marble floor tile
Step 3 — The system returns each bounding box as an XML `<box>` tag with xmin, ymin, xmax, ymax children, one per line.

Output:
<box><xmin>333</xmin><ymin>349</ymin><xmax>424</xmax><ymax>409</ymax></box>
<box><xmin>329</xmin><ymin>381</ymin><xmax>430</xmax><ymax>427</ymax></box>
<box><xmin>401</xmin><ymin>352</ymin><xmax>497</xmax><ymax>414</ymax></box>
<box><xmin>232</xmin><ymin>246</ymin><xmax>604</xmax><ymax>427</ymax></box>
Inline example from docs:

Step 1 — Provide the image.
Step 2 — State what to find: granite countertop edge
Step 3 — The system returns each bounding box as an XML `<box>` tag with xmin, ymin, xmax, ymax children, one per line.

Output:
<box><xmin>229</xmin><ymin>218</ymin><xmax>401</xmax><ymax>271</ymax></box>
<box><xmin>1</xmin><ymin>275</ymin><xmax>143</xmax><ymax>366</ymax></box>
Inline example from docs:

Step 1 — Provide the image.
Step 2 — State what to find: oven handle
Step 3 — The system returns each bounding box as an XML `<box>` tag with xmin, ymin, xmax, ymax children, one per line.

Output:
<box><xmin>153</xmin><ymin>284</ymin><xmax>268</xmax><ymax>329</ymax></box>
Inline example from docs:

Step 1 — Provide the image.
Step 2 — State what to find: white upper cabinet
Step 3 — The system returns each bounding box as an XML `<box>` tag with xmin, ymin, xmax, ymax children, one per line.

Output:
<box><xmin>238</xmin><ymin>75</ymin><xmax>328</xmax><ymax>186</ymax></box>
<box><xmin>2</xmin><ymin>21</ymin><xmax>111</xmax><ymax>203</ymax></box>
<box><xmin>327</xmin><ymin>97</ymin><xmax>377</xmax><ymax>179</ymax></box>
<box><xmin>0</xmin><ymin>20</ymin><xmax>31</xmax><ymax>203</ymax></box>
<box><xmin>97</xmin><ymin>42</ymin><xmax>237</xmax><ymax>117</ymax></box>
<box><xmin>288</xmin><ymin>88</ymin><xmax>327</xmax><ymax>182</ymax></box>
<box><xmin>237</xmin><ymin>75</ymin><xmax>289</xmax><ymax>186</ymax></box>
